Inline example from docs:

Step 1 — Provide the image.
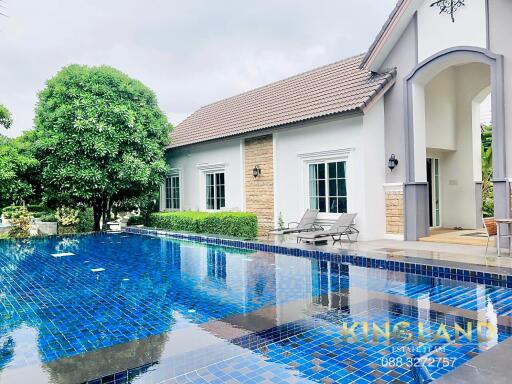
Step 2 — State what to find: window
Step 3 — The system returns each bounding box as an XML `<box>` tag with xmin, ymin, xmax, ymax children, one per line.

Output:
<box><xmin>206</xmin><ymin>172</ymin><xmax>225</xmax><ymax>210</ymax></box>
<box><xmin>309</xmin><ymin>161</ymin><xmax>347</xmax><ymax>213</ymax></box>
<box><xmin>165</xmin><ymin>174</ymin><xmax>180</xmax><ymax>210</ymax></box>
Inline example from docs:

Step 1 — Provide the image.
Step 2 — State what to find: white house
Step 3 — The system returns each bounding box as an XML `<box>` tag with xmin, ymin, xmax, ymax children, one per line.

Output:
<box><xmin>162</xmin><ymin>0</ymin><xmax>512</xmax><ymax>241</ymax></box>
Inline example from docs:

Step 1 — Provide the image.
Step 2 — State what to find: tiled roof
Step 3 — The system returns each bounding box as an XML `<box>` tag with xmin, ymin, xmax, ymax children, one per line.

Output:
<box><xmin>169</xmin><ymin>54</ymin><xmax>396</xmax><ymax>148</ymax></box>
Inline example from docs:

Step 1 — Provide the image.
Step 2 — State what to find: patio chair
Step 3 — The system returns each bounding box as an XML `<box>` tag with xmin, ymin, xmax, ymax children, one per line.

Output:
<box><xmin>483</xmin><ymin>217</ymin><xmax>497</xmax><ymax>256</ymax></box>
<box><xmin>267</xmin><ymin>209</ymin><xmax>321</xmax><ymax>239</ymax></box>
<box><xmin>297</xmin><ymin>213</ymin><xmax>359</xmax><ymax>244</ymax></box>
<box><xmin>483</xmin><ymin>217</ymin><xmax>512</xmax><ymax>256</ymax></box>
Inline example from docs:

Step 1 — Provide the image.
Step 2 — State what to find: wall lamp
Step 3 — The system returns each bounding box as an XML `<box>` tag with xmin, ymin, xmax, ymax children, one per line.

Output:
<box><xmin>252</xmin><ymin>165</ymin><xmax>262</xmax><ymax>178</ymax></box>
<box><xmin>388</xmin><ymin>154</ymin><xmax>398</xmax><ymax>172</ymax></box>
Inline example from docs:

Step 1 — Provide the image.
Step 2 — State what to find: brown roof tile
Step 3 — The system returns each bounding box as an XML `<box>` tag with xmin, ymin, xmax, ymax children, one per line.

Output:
<box><xmin>170</xmin><ymin>54</ymin><xmax>395</xmax><ymax>148</ymax></box>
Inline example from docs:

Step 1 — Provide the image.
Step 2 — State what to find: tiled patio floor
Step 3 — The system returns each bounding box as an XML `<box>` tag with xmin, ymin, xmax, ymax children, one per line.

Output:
<box><xmin>266</xmin><ymin>235</ymin><xmax>512</xmax><ymax>271</ymax></box>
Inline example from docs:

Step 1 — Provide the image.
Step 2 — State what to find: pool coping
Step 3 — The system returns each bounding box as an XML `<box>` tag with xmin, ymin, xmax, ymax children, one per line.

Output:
<box><xmin>433</xmin><ymin>336</ymin><xmax>512</xmax><ymax>384</ymax></box>
<box><xmin>123</xmin><ymin>227</ymin><xmax>512</xmax><ymax>288</ymax></box>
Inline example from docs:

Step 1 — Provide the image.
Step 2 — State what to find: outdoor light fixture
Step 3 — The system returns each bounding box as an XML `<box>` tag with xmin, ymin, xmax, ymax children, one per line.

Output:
<box><xmin>252</xmin><ymin>165</ymin><xmax>261</xmax><ymax>178</ymax></box>
<box><xmin>388</xmin><ymin>154</ymin><xmax>398</xmax><ymax>171</ymax></box>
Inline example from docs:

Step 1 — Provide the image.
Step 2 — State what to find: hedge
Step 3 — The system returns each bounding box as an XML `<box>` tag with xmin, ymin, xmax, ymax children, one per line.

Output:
<box><xmin>2</xmin><ymin>205</ymin><xmax>54</xmax><ymax>220</ymax></box>
<box><xmin>2</xmin><ymin>206</ymin><xmax>22</xmax><ymax>219</ymax></box>
<box><xmin>147</xmin><ymin>212</ymin><xmax>258</xmax><ymax>239</ymax></box>
<box><xmin>127</xmin><ymin>216</ymin><xmax>145</xmax><ymax>226</ymax></box>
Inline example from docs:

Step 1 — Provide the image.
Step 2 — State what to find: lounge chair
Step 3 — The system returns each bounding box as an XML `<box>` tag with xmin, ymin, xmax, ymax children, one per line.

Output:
<box><xmin>267</xmin><ymin>209</ymin><xmax>321</xmax><ymax>238</ymax></box>
<box><xmin>297</xmin><ymin>213</ymin><xmax>359</xmax><ymax>244</ymax></box>
<box><xmin>106</xmin><ymin>212</ymin><xmax>132</xmax><ymax>231</ymax></box>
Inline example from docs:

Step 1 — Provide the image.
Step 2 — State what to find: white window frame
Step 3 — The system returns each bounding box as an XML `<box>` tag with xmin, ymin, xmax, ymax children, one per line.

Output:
<box><xmin>163</xmin><ymin>170</ymin><xmax>182</xmax><ymax>211</ymax></box>
<box><xmin>298</xmin><ymin>149</ymin><xmax>354</xmax><ymax>220</ymax></box>
<box><xmin>197</xmin><ymin>163</ymin><xmax>227</xmax><ymax>211</ymax></box>
<box><xmin>205</xmin><ymin>171</ymin><xmax>226</xmax><ymax>210</ymax></box>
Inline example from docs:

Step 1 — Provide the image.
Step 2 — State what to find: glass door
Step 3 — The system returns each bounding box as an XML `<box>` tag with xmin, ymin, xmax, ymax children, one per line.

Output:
<box><xmin>427</xmin><ymin>157</ymin><xmax>441</xmax><ymax>228</ymax></box>
<box><xmin>433</xmin><ymin>158</ymin><xmax>440</xmax><ymax>227</ymax></box>
<box><xmin>427</xmin><ymin>158</ymin><xmax>441</xmax><ymax>228</ymax></box>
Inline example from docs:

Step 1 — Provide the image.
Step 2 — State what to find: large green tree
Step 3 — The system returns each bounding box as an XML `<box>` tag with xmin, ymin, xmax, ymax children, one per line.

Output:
<box><xmin>35</xmin><ymin>65</ymin><xmax>172</xmax><ymax>230</ymax></box>
<box><xmin>0</xmin><ymin>132</ymin><xmax>39</xmax><ymax>206</ymax></box>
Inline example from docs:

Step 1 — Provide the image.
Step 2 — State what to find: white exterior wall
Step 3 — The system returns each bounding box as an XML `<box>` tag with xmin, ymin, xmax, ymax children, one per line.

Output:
<box><xmin>164</xmin><ymin>138</ymin><xmax>244</xmax><ymax>212</ymax></box>
<box><xmin>274</xmin><ymin>100</ymin><xmax>386</xmax><ymax>241</ymax></box>
<box><xmin>361</xmin><ymin>99</ymin><xmax>387</xmax><ymax>240</ymax></box>
<box><xmin>417</xmin><ymin>0</ymin><xmax>487</xmax><ymax>61</ymax></box>
<box><xmin>166</xmin><ymin>104</ymin><xmax>387</xmax><ymax>240</ymax></box>
<box><xmin>425</xmin><ymin>67</ymin><xmax>457</xmax><ymax>151</ymax></box>
<box><xmin>424</xmin><ymin>63</ymin><xmax>490</xmax><ymax>229</ymax></box>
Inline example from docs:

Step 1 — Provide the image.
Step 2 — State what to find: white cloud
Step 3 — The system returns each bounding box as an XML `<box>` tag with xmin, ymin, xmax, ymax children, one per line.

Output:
<box><xmin>0</xmin><ymin>0</ymin><xmax>397</xmax><ymax>136</ymax></box>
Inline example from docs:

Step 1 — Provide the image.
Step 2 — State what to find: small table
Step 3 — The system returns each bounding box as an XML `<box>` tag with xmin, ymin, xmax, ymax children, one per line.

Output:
<box><xmin>495</xmin><ymin>218</ymin><xmax>512</xmax><ymax>256</ymax></box>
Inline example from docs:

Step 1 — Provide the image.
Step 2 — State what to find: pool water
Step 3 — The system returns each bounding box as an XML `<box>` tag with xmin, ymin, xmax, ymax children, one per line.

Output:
<box><xmin>0</xmin><ymin>233</ymin><xmax>510</xmax><ymax>383</ymax></box>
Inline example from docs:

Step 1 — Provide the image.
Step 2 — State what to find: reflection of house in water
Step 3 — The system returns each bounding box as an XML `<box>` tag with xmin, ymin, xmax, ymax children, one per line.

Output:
<box><xmin>207</xmin><ymin>248</ymin><xmax>226</xmax><ymax>281</ymax></box>
<box><xmin>311</xmin><ymin>259</ymin><xmax>350</xmax><ymax>311</ymax></box>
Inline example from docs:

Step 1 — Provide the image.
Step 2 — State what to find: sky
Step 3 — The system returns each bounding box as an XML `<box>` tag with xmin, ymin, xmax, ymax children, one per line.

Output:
<box><xmin>0</xmin><ymin>0</ymin><xmax>400</xmax><ymax>137</ymax></box>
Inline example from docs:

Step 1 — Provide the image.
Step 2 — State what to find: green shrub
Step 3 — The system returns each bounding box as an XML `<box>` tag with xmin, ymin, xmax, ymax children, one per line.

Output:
<box><xmin>27</xmin><ymin>204</ymin><xmax>46</xmax><ymax>213</ymax></box>
<box><xmin>39</xmin><ymin>211</ymin><xmax>57</xmax><ymax>222</ymax></box>
<box><xmin>148</xmin><ymin>211</ymin><xmax>207</xmax><ymax>233</ymax></box>
<box><xmin>2</xmin><ymin>206</ymin><xmax>23</xmax><ymax>219</ymax></box>
<box><xmin>148</xmin><ymin>211</ymin><xmax>257</xmax><ymax>239</ymax></box>
<box><xmin>77</xmin><ymin>208</ymin><xmax>94</xmax><ymax>233</ymax></box>
<box><xmin>199</xmin><ymin>212</ymin><xmax>258</xmax><ymax>239</ymax></box>
<box><xmin>127</xmin><ymin>216</ymin><xmax>145</xmax><ymax>226</ymax></box>
<box><xmin>56</xmin><ymin>207</ymin><xmax>80</xmax><ymax>227</ymax></box>
<box><xmin>8</xmin><ymin>207</ymin><xmax>32</xmax><ymax>238</ymax></box>
<box><xmin>58</xmin><ymin>226</ymin><xmax>77</xmax><ymax>235</ymax></box>
<box><xmin>3</xmin><ymin>205</ymin><xmax>54</xmax><ymax>220</ymax></box>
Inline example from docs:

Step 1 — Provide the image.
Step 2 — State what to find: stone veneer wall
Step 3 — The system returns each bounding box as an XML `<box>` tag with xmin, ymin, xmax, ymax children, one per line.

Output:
<box><xmin>244</xmin><ymin>135</ymin><xmax>274</xmax><ymax>237</ymax></box>
<box><xmin>385</xmin><ymin>191</ymin><xmax>404</xmax><ymax>234</ymax></box>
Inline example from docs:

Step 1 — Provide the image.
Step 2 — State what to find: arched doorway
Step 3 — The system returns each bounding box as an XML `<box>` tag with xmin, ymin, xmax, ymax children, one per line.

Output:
<box><xmin>403</xmin><ymin>46</ymin><xmax>507</xmax><ymax>240</ymax></box>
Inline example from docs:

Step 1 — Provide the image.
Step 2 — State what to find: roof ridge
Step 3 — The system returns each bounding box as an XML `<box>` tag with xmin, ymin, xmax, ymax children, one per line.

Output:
<box><xmin>195</xmin><ymin>53</ymin><xmax>366</xmax><ymax>111</ymax></box>
<box><xmin>170</xmin><ymin>52</ymin><xmax>396</xmax><ymax>148</ymax></box>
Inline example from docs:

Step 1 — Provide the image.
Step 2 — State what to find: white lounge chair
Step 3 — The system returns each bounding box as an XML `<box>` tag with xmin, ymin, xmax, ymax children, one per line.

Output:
<box><xmin>268</xmin><ymin>209</ymin><xmax>321</xmax><ymax>238</ymax></box>
<box><xmin>297</xmin><ymin>213</ymin><xmax>359</xmax><ymax>244</ymax></box>
<box><xmin>106</xmin><ymin>212</ymin><xmax>132</xmax><ymax>231</ymax></box>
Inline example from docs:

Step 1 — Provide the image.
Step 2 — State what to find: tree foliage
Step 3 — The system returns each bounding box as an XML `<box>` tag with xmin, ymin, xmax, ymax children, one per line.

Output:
<box><xmin>481</xmin><ymin>124</ymin><xmax>493</xmax><ymax>217</ymax></box>
<box><xmin>0</xmin><ymin>132</ymin><xmax>39</xmax><ymax>206</ymax></box>
<box><xmin>0</xmin><ymin>104</ymin><xmax>12</xmax><ymax>130</ymax></box>
<box><xmin>34</xmin><ymin>65</ymin><xmax>172</xmax><ymax>230</ymax></box>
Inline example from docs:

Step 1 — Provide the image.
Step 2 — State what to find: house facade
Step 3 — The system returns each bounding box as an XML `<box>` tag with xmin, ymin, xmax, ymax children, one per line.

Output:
<box><xmin>163</xmin><ymin>0</ymin><xmax>512</xmax><ymax>241</ymax></box>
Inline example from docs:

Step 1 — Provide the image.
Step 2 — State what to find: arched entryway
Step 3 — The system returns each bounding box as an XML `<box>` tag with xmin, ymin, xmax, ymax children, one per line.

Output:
<box><xmin>403</xmin><ymin>46</ymin><xmax>507</xmax><ymax>240</ymax></box>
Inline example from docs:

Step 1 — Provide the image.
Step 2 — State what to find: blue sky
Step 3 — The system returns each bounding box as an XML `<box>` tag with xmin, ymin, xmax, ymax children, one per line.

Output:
<box><xmin>0</xmin><ymin>0</ymin><xmax>397</xmax><ymax>137</ymax></box>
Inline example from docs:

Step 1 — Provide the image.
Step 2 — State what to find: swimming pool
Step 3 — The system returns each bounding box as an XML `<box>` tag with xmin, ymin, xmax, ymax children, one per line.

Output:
<box><xmin>0</xmin><ymin>232</ymin><xmax>510</xmax><ymax>383</ymax></box>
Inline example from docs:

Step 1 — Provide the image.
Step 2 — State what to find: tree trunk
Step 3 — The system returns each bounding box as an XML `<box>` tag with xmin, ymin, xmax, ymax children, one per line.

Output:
<box><xmin>93</xmin><ymin>195</ymin><xmax>113</xmax><ymax>231</ymax></box>
<box><xmin>100</xmin><ymin>196</ymin><xmax>107</xmax><ymax>231</ymax></box>
<box><xmin>106</xmin><ymin>198</ymin><xmax>113</xmax><ymax>227</ymax></box>
<box><xmin>92</xmin><ymin>201</ymin><xmax>102</xmax><ymax>231</ymax></box>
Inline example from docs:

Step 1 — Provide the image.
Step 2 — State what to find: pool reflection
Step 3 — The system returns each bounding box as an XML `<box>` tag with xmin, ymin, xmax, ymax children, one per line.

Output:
<box><xmin>0</xmin><ymin>233</ymin><xmax>510</xmax><ymax>383</ymax></box>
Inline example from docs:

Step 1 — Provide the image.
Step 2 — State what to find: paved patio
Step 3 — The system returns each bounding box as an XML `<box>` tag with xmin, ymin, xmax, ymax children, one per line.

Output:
<box><xmin>267</xmin><ymin>234</ymin><xmax>512</xmax><ymax>270</ymax></box>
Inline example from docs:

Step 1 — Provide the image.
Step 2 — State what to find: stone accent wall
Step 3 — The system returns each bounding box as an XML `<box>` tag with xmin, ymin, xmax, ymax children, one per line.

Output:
<box><xmin>385</xmin><ymin>191</ymin><xmax>404</xmax><ymax>234</ymax></box>
<box><xmin>244</xmin><ymin>135</ymin><xmax>274</xmax><ymax>237</ymax></box>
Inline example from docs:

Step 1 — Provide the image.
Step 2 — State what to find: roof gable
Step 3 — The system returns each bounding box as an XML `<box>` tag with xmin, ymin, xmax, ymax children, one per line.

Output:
<box><xmin>170</xmin><ymin>55</ymin><xmax>395</xmax><ymax>148</ymax></box>
<box><xmin>360</xmin><ymin>0</ymin><xmax>424</xmax><ymax>72</ymax></box>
